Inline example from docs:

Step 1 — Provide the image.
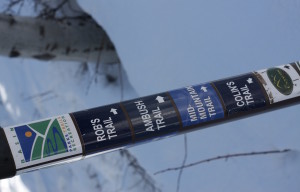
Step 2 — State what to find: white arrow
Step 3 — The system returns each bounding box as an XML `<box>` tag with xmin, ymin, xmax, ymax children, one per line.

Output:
<box><xmin>156</xmin><ymin>96</ymin><xmax>165</xmax><ymax>103</ymax></box>
<box><xmin>110</xmin><ymin>108</ymin><xmax>118</xmax><ymax>115</ymax></box>
<box><xmin>201</xmin><ymin>86</ymin><xmax>208</xmax><ymax>92</ymax></box>
<box><xmin>247</xmin><ymin>78</ymin><xmax>253</xmax><ymax>84</ymax></box>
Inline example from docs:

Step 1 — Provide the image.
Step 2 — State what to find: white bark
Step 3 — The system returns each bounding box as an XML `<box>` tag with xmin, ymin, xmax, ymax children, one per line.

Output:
<box><xmin>0</xmin><ymin>14</ymin><xmax>119</xmax><ymax>64</ymax></box>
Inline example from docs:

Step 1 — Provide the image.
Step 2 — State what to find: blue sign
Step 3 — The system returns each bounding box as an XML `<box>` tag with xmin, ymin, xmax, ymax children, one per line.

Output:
<box><xmin>122</xmin><ymin>93</ymin><xmax>180</xmax><ymax>141</ymax></box>
<box><xmin>72</xmin><ymin>104</ymin><xmax>132</xmax><ymax>155</ymax></box>
<box><xmin>169</xmin><ymin>83</ymin><xmax>225</xmax><ymax>127</ymax></box>
<box><xmin>213</xmin><ymin>73</ymin><xmax>267</xmax><ymax>115</ymax></box>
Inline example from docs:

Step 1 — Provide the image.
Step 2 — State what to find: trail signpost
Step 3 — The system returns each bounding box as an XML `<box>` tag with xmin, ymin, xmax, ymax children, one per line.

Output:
<box><xmin>1</xmin><ymin>61</ymin><xmax>300</xmax><ymax>179</ymax></box>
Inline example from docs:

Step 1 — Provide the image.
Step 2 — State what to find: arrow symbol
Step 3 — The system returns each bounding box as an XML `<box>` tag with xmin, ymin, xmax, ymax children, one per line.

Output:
<box><xmin>156</xmin><ymin>96</ymin><xmax>165</xmax><ymax>103</ymax></box>
<box><xmin>110</xmin><ymin>108</ymin><xmax>118</xmax><ymax>115</ymax></box>
<box><xmin>201</xmin><ymin>86</ymin><xmax>208</xmax><ymax>92</ymax></box>
<box><xmin>247</xmin><ymin>78</ymin><xmax>253</xmax><ymax>84</ymax></box>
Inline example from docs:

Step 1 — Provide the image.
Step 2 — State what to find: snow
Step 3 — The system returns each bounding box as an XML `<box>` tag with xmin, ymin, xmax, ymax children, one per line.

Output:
<box><xmin>77</xmin><ymin>1</ymin><xmax>300</xmax><ymax>192</ymax></box>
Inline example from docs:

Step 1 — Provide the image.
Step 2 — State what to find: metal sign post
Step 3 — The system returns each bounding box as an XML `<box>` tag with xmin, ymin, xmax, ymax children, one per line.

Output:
<box><xmin>1</xmin><ymin>61</ymin><xmax>300</xmax><ymax>179</ymax></box>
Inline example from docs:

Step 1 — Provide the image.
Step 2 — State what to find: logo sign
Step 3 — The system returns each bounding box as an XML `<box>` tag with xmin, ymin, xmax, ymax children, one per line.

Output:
<box><xmin>169</xmin><ymin>83</ymin><xmax>224</xmax><ymax>127</ymax></box>
<box><xmin>254</xmin><ymin>64</ymin><xmax>300</xmax><ymax>104</ymax></box>
<box><xmin>72</xmin><ymin>104</ymin><xmax>132</xmax><ymax>155</ymax></box>
<box><xmin>213</xmin><ymin>73</ymin><xmax>266</xmax><ymax>115</ymax></box>
<box><xmin>15</xmin><ymin>119</ymin><xmax>68</xmax><ymax>162</ymax></box>
<box><xmin>267</xmin><ymin>68</ymin><xmax>293</xmax><ymax>95</ymax></box>
<box><xmin>4</xmin><ymin>115</ymin><xmax>82</xmax><ymax>170</ymax></box>
<box><xmin>122</xmin><ymin>93</ymin><xmax>180</xmax><ymax>141</ymax></box>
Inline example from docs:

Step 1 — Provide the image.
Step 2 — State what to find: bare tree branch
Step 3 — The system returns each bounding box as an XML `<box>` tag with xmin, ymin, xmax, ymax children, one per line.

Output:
<box><xmin>3</xmin><ymin>0</ymin><xmax>84</xmax><ymax>18</ymax></box>
<box><xmin>176</xmin><ymin>134</ymin><xmax>188</xmax><ymax>192</ymax></box>
<box><xmin>154</xmin><ymin>149</ymin><xmax>291</xmax><ymax>175</ymax></box>
<box><xmin>37</xmin><ymin>0</ymin><xmax>68</xmax><ymax>19</ymax></box>
<box><xmin>3</xmin><ymin>0</ymin><xmax>24</xmax><ymax>14</ymax></box>
<box><xmin>120</xmin><ymin>149</ymin><xmax>161</xmax><ymax>192</ymax></box>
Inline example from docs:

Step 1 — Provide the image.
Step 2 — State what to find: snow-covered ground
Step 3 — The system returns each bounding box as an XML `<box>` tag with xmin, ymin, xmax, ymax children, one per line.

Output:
<box><xmin>0</xmin><ymin>0</ymin><xmax>300</xmax><ymax>192</ymax></box>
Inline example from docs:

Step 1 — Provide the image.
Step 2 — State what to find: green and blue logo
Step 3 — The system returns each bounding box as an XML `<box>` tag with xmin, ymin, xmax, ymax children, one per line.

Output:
<box><xmin>14</xmin><ymin>119</ymin><xmax>68</xmax><ymax>162</ymax></box>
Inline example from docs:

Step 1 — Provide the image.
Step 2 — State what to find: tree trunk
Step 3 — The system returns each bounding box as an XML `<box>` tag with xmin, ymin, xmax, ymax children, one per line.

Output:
<box><xmin>0</xmin><ymin>14</ymin><xmax>119</xmax><ymax>64</ymax></box>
